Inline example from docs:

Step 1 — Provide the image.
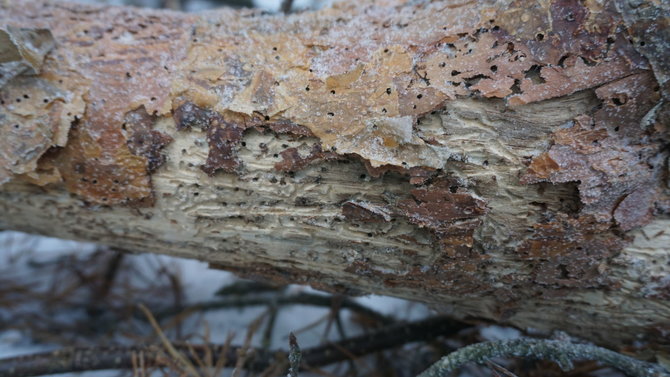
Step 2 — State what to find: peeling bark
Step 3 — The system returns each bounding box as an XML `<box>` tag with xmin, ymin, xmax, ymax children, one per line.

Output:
<box><xmin>0</xmin><ymin>0</ymin><xmax>669</xmax><ymax>356</ymax></box>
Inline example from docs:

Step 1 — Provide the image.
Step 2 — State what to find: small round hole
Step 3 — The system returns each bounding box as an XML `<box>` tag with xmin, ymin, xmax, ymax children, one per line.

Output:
<box><xmin>612</xmin><ymin>94</ymin><xmax>627</xmax><ymax>106</ymax></box>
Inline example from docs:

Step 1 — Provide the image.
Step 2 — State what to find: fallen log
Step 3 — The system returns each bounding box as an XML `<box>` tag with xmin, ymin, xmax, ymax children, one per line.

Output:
<box><xmin>0</xmin><ymin>0</ymin><xmax>668</xmax><ymax>356</ymax></box>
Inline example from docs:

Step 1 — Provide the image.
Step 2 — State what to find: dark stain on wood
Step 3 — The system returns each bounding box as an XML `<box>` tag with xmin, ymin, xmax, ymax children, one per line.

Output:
<box><xmin>123</xmin><ymin>107</ymin><xmax>173</xmax><ymax>173</ymax></box>
<box><xmin>275</xmin><ymin>144</ymin><xmax>339</xmax><ymax>172</ymax></box>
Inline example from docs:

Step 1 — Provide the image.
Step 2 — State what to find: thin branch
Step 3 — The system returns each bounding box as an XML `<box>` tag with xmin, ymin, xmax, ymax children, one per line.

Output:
<box><xmin>213</xmin><ymin>333</ymin><xmax>234</xmax><ymax>377</ymax></box>
<box><xmin>280</xmin><ymin>0</ymin><xmax>294</xmax><ymax>13</ymax></box>
<box><xmin>215</xmin><ymin>280</ymin><xmax>283</xmax><ymax>297</ymax></box>
<box><xmin>153</xmin><ymin>292</ymin><xmax>394</xmax><ymax>325</ymax></box>
<box><xmin>262</xmin><ymin>304</ymin><xmax>279</xmax><ymax>349</ymax></box>
<box><xmin>288</xmin><ymin>333</ymin><xmax>301</xmax><ymax>377</ymax></box>
<box><xmin>94</xmin><ymin>251</ymin><xmax>124</xmax><ymax>301</ymax></box>
<box><xmin>417</xmin><ymin>338</ymin><xmax>669</xmax><ymax>377</ymax></box>
<box><xmin>0</xmin><ymin>316</ymin><xmax>468</xmax><ymax>377</ymax></box>
<box><xmin>485</xmin><ymin>360</ymin><xmax>519</xmax><ymax>377</ymax></box>
<box><xmin>138</xmin><ymin>303</ymin><xmax>202</xmax><ymax>377</ymax></box>
<box><xmin>302</xmin><ymin>315</ymin><xmax>467</xmax><ymax>367</ymax></box>
<box><xmin>232</xmin><ymin>312</ymin><xmax>266</xmax><ymax>377</ymax></box>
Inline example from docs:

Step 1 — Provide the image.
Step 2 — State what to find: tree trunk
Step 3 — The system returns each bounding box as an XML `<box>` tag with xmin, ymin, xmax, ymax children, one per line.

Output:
<box><xmin>1</xmin><ymin>0</ymin><xmax>669</xmax><ymax>355</ymax></box>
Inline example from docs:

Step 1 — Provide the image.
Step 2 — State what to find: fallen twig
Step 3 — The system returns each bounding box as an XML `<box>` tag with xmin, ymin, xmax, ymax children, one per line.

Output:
<box><xmin>417</xmin><ymin>338</ymin><xmax>669</xmax><ymax>377</ymax></box>
<box><xmin>0</xmin><ymin>315</ymin><xmax>467</xmax><ymax>377</ymax></box>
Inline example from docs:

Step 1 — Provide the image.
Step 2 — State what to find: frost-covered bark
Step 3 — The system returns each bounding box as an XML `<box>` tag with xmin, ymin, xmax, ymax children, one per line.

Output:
<box><xmin>418</xmin><ymin>338</ymin><xmax>667</xmax><ymax>377</ymax></box>
<box><xmin>0</xmin><ymin>0</ymin><xmax>669</xmax><ymax>355</ymax></box>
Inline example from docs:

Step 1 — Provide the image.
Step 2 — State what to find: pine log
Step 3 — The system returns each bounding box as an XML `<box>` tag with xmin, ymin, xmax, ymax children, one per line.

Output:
<box><xmin>0</xmin><ymin>0</ymin><xmax>669</xmax><ymax>355</ymax></box>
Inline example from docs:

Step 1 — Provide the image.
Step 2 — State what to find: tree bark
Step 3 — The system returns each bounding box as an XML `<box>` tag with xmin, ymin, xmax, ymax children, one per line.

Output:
<box><xmin>0</xmin><ymin>0</ymin><xmax>668</xmax><ymax>355</ymax></box>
